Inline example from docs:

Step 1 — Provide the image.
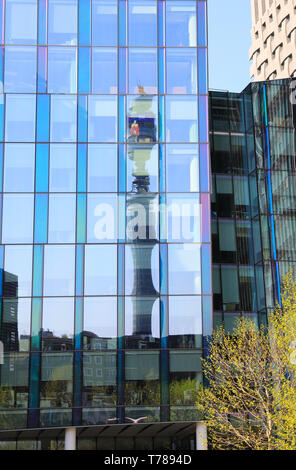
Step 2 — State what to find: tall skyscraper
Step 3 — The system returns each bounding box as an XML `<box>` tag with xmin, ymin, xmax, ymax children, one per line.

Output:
<box><xmin>250</xmin><ymin>0</ymin><xmax>296</xmax><ymax>81</ymax></box>
<box><xmin>0</xmin><ymin>0</ymin><xmax>211</xmax><ymax>450</ymax></box>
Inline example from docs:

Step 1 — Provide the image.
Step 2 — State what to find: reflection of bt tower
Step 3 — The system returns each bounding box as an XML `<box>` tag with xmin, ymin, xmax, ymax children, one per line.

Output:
<box><xmin>126</xmin><ymin>94</ymin><xmax>159</xmax><ymax>345</ymax></box>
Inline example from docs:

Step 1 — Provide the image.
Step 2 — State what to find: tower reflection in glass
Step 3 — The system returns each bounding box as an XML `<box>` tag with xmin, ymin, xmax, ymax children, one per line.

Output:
<box><xmin>126</xmin><ymin>89</ymin><xmax>159</xmax><ymax>348</ymax></box>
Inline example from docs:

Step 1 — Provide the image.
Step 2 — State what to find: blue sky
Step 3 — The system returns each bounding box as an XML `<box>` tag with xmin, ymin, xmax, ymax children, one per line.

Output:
<box><xmin>208</xmin><ymin>0</ymin><xmax>252</xmax><ymax>92</ymax></box>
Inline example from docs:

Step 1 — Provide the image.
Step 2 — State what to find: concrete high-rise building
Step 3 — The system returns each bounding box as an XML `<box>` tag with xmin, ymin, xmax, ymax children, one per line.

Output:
<box><xmin>250</xmin><ymin>0</ymin><xmax>296</xmax><ymax>80</ymax></box>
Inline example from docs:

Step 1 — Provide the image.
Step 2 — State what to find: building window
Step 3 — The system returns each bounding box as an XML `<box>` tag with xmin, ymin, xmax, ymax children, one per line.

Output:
<box><xmin>92</xmin><ymin>0</ymin><xmax>118</xmax><ymax>46</ymax></box>
<box><xmin>5</xmin><ymin>0</ymin><xmax>37</xmax><ymax>44</ymax></box>
<box><xmin>4</xmin><ymin>144</ymin><xmax>35</xmax><ymax>192</ymax></box>
<box><xmin>48</xmin><ymin>0</ymin><xmax>78</xmax><ymax>46</ymax></box>
<box><xmin>48</xmin><ymin>47</ymin><xmax>77</xmax><ymax>93</ymax></box>
<box><xmin>4</xmin><ymin>46</ymin><xmax>36</xmax><ymax>93</ymax></box>
<box><xmin>5</xmin><ymin>94</ymin><xmax>36</xmax><ymax>142</ymax></box>
<box><xmin>50</xmin><ymin>95</ymin><xmax>77</xmax><ymax>142</ymax></box>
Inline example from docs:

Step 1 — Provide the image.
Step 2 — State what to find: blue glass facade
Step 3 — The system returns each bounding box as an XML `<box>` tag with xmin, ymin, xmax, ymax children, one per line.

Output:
<box><xmin>0</xmin><ymin>0</ymin><xmax>211</xmax><ymax>440</ymax></box>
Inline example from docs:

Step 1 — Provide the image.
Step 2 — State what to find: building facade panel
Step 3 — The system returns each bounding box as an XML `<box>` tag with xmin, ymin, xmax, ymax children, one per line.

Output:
<box><xmin>210</xmin><ymin>78</ymin><xmax>296</xmax><ymax>331</ymax></box>
<box><xmin>0</xmin><ymin>0</ymin><xmax>211</xmax><ymax>443</ymax></box>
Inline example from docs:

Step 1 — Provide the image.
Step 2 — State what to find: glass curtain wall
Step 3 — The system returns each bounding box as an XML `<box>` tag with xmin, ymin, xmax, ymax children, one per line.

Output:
<box><xmin>210</xmin><ymin>79</ymin><xmax>296</xmax><ymax>331</ymax></box>
<box><xmin>0</xmin><ymin>0</ymin><xmax>211</xmax><ymax>431</ymax></box>
<box><xmin>250</xmin><ymin>79</ymin><xmax>296</xmax><ymax>311</ymax></box>
<box><xmin>209</xmin><ymin>90</ymin><xmax>267</xmax><ymax>332</ymax></box>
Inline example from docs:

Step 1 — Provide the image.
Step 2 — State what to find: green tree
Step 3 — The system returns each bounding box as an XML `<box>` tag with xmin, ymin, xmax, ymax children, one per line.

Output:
<box><xmin>196</xmin><ymin>271</ymin><xmax>296</xmax><ymax>450</ymax></box>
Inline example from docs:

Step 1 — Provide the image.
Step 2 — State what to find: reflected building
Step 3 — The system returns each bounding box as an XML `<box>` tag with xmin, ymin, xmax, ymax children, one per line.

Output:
<box><xmin>126</xmin><ymin>92</ymin><xmax>159</xmax><ymax>347</ymax></box>
<box><xmin>0</xmin><ymin>270</ymin><xmax>19</xmax><ymax>352</ymax></box>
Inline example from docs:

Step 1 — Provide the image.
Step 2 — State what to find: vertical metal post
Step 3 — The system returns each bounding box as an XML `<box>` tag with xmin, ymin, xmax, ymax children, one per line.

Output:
<box><xmin>65</xmin><ymin>427</ymin><xmax>76</xmax><ymax>451</ymax></box>
<box><xmin>196</xmin><ymin>422</ymin><xmax>208</xmax><ymax>450</ymax></box>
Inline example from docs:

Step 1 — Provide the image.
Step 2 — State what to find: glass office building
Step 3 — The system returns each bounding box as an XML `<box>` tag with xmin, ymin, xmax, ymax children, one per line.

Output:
<box><xmin>0</xmin><ymin>0</ymin><xmax>211</xmax><ymax>450</ymax></box>
<box><xmin>210</xmin><ymin>78</ymin><xmax>296</xmax><ymax>331</ymax></box>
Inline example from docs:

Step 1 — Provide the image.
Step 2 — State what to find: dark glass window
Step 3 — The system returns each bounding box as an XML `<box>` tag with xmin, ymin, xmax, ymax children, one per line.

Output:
<box><xmin>125</xmin><ymin>352</ymin><xmax>160</xmax><ymax>406</ymax></box>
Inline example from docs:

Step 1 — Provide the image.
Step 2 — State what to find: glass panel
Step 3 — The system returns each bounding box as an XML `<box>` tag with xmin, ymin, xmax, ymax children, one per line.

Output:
<box><xmin>2</xmin><ymin>194</ymin><xmax>34</xmax><ymax>243</ymax></box>
<box><xmin>212</xmin><ymin>134</ymin><xmax>231</xmax><ymax>173</ymax></box>
<box><xmin>165</xmin><ymin>194</ymin><xmax>201</xmax><ymax>243</ymax></box>
<box><xmin>79</xmin><ymin>0</ymin><xmax>91</xmax><ymax>46</ymax></box>
<box><xmin>87</xmin><ymin>194</ymin><xmax>117</xmax><ymax>243</ymax></box>
<box><xmin>126</xmin><ymin>95</ymin><xmax>158</xmax><ymax>189</ymax></box>
<box><xmin>125</xmin><ymin>297</ymin><xmax>160</xmax><ymax>349</ymax></box>
<box><xmin>128</xmin><ymin>0</ymin><xmax>157</xmax><ymax>46</ymax></box>
<box><xmin>166</xmin><ymin>1</ymin><xmax>196</xmax><ymax>47</ymax></box>
<box><xmin>5</xmin><ymin>94</ymin><xmax>36</xmax><ymax>142</ymax></box>
<box><xmin>48</xmin><ymin>47</ymin><xmax>77</xmax><ymax>93</ymax></box>
<box><xmin>49</xmin><ymin>144</ymin><xmax>76</xmax><ymax>192</ymax></box>
<box><xmin>233</xmin><ymin>176</ymin><xmax>250</xmax><ymax>218</ymax></box>
<box><xmin>4</xmin><ymin>246</ymin><xmax>32</xmax><ymax>297</ymax></box>
<box><xmin>210</xmin><ymin>92</ymin><xmax>229</xmax><ymax>132</ymax></box>
<box><xmin>40</xmin><ymin>353</ymin><xmax>73</xmax><ymax>408</ymax></box>
<box><xmin>40</xmin><ymin>409</ymin><xmax>72</xmax><ymax>427</ymax></box>
<box><xmin>92</xmin><ymin>48</ymin><xmax>117</xmax><ymax>94</ymax></box>
<box><xmin>125</xmin><ymin>351</ymin><xmax>160</xmax><ymax>405</ymax></box>
<box><xmin>48</xmin><ymin>0</ymin><xmax>77</xmax><ymax>45</ymax></box>
<box><xmin>78</xmin><ymin>46</ymin><xmax>91</xmax><ymax>94</ymax></box>
<box><xmin>2</xmin><ymin>298</ymin><xmax>31</xmax><ymax>352</ymax></box>
<box><xmin>224</xmin><ymin>313</ymin><xmax>240</xmax><ymax>335</ymax></box>
<box><xmin>78</xmin><ymin>439</ymin><xmax>96</xmax><ymax>451</ymax></box>
<box><xmin>43</xmin><ymin>245</ymin><xmax>75</xmax><ymax>296</ymax></box>
<box><xmin>197</xmin><ymin>1</ymin><xmax>207</xmax><ymax>47</ymax></box>
<box><xmin>229</xmin><ymin>94</ymin><xmax>245</xmax><ymax>132</ymax></box>
<box><xmin>169</xmin><ymin>351</ymin><xmax>202</xmax><ymax>405</ymax></box>
<box><xmin>168</xmin><ymin>296</ymin><xmax>202</xmax><ymax>348</ymax></box>
<box><xmin>88</xmin><ymin>96</ymin><xmax>117</xmax><ymax>143</ymax></box>
<box><xmin>5</xmin><ymin>0</ymin><xmax>37</xmax><ymax>44</ymax></box>
<box><xmin>17</xmin><ymin>441</ymin><xmax>37</xmax><ymax>450</ymax></box>
<box><xmin>0</xmin><ymin>442</ymin><xmax>17</xmax><ymax>450</ymax></box>
<box><xmin>83</xmin><ymin>297</ymin><xmax>117</xmax><ymax>350</ymax></box>
<box><xmin>166</xmin><ymin>48</ymin><xmax>197</xmax><ymax>94</ymax></box>
<box><xmin>168</xmin><ymin>244</ymin><xmax>201</xmax><ymax>294</ymax></box>
<box><xmin>92</xmin><ymin>0</ymin><xmax>117</xmax><ymax>46</ymax></box>
<box><xmin>4</xmin><ymin>144</ymin><xmax>35</xmax><ymax>192</ymax></box>
<box><xmin>215</xmin><ymin>175</ymin><xmax>233</xmax><ymax>218</ymax></box>
<box><xmin>124</xmin><ymin>407</ymin><xmax>160</xmax><ymax>423</ymax></box>
<box><xmin>4</xmin><ymin>46</ymin><xmax>36</xmax><ymax>93</ymax></box>
<box><xmin>42</xmin><ymin>298</ymin><xmax>74</xmax><ymax>352</ymax></box>
<box><xmin>88</xmin><ymin>144</ymin><xmax>117</xmax><ymax>192</ymax></box>
<box><xmin>266</xmin><ymin>84</ymin><xmax>292</xmax><ymax>127</ymax></box>
<box><xmin>218</xmin><ymin>220</ymin><xmax>236</xmax><ymax>260</ymax></box>
<box><xmin>166</xmin><ymin>144</ymin><xmax>199</xmax><ymax>192</ymax></box>
<box><xmin>0</xmin><ymin>353</ymin><xmax>29</xmax><ymax>411</ymax></box>
<box><xmin>82</xmin><ymin>353</ymin><xmax>117</xmax><ymax>406</ymax></box>
<box><xmin>127</xmin><ymin>144</ymin><xmax>159</xmax><ymax>193</ymax></box>
<box><xmin>125</xmin><ymin>244</ymin><xmax>159</xmax><ymax>295</ymax></box>
<box><xmin>166</xmin><ymin>96</ymin><xmax>198</xmax><ymax>143</ymax></box>
<box><xmin>231</xmin><ymin>134</ymin><xmax>247</xmax><ymax>173</ymax></box>
<box><xmin>48</xmin><ymin>194</ymin><xmax>76</xmax><ymax>243</ymax></box>
<box><xmin>35</xmin><ymin>194</ymin><xmax>48</xmax><ymax>244</ymax></box>
<box><xmin>50</xmin><ymin>95</ymin><xmax>77</xmax><ymax>142</ymax></box>
<box><xmin>129</xmin><ymin>48</ymin><xmax>157</xmax><ymax>94</ymax></box>
<box><xmin>239</xmin><ymin>266</ymin><xmax>257</xmax><ymax>312</ymax></box>
<box><xmin>221</xmin><ymin>266</ymin><xmax>240</xmax><ymax>311</ymax></box>
<box><xmin>84</xmin><ymin>245</ymin><xmax>117</xmax><ymax>295</ymax></box>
